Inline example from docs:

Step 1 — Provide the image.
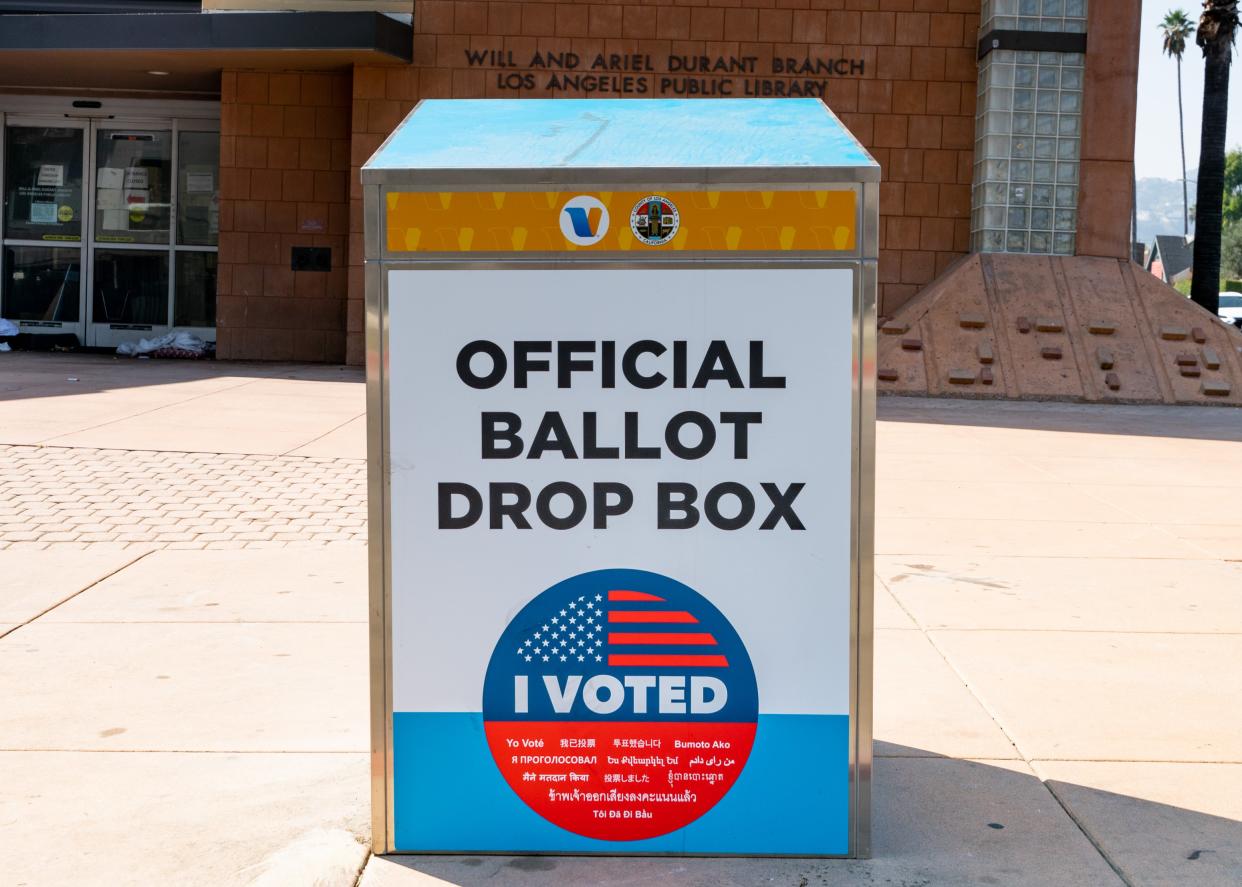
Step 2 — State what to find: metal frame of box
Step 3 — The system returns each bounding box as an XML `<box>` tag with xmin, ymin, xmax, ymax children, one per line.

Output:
<box><xmin>362</xmin><ymin>105</ymin><xmax>878</xmax><ymax>857</ymax></box>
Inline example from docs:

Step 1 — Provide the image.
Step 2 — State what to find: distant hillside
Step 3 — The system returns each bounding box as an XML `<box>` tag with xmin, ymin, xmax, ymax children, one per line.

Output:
<box><xmin>1136</xmin><ymin>176</ymin><xmax>1193</xmax><ymax>245</ymax></box>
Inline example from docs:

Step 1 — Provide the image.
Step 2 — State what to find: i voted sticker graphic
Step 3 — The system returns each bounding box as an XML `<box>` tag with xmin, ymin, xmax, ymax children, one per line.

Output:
<box><xmin>483</xmin><ymin>568</ymin><xmax>758</xmax><ymax>841</ymax></box>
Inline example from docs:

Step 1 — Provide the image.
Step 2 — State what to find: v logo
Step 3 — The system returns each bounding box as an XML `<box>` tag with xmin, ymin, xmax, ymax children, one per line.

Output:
<box><xmin>564</xmin><ymin>206</ymin><xmax>603</xmax><ymax>237</ymax></box>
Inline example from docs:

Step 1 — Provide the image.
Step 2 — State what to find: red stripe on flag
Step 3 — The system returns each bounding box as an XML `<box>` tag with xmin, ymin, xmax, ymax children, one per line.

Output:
<box><xmin>608</xmin><ymin>611</ymin><xmax>698</xmax><ymax>623</ymax></box>
<box><xmin>608</xmin><ymin>590</ymin><xmax>666</xmax><ymax>602</ymax></box>
<box><xmin>608</xmin><ymin>632</ymin><xmax>718</xmax><ymax>645</ymax></box>
<box><xmin>608</xmin><ymin>654</ymin><xmax>729</xmax><ymax>667</ymax></box>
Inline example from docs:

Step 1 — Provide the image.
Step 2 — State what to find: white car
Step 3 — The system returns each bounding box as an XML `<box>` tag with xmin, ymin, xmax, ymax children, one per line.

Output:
<box><xmin>1219</xmin><ymin>293</ymin><xmax>1242</xmax><ymax>328</ymax></box>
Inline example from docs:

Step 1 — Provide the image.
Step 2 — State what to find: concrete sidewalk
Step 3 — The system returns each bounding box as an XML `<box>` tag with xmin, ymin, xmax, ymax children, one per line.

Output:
<box><xmin>0</xmin><ymin>353</ymin><xmax>1239</xmax><ymax>886</ymax></box>
<box><xmin>0</xmin><ymin>352</ymin><xmax>364</xmax><ymax>457</ymax></box>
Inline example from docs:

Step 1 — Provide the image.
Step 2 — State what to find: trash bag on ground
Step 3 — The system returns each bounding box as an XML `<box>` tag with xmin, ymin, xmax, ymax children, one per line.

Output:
<box><xmin>117</xmin><ymin>331</ymin><xmax>208</xmax><ymax>358</ymax></box>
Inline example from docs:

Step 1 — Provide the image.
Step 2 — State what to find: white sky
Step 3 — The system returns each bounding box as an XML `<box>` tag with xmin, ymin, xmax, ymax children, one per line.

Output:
<box><xmin>1135</xmin><ymin>0</ymin><xmax>1242</xmax><ymax>180</ymax></box>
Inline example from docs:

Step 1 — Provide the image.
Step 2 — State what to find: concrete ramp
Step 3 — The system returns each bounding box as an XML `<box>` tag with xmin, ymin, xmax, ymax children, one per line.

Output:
<box><xmin>877</xmin><ymin>254</ymin><xmax>1242</xmax><ymax>405</ymax></box>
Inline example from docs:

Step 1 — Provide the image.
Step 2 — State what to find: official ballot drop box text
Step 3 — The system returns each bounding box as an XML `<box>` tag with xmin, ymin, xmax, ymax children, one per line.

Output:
<box><xmin>363</xmin><ymin>98</ymin><xmax>878</xmax><ymax>858</ymax></box>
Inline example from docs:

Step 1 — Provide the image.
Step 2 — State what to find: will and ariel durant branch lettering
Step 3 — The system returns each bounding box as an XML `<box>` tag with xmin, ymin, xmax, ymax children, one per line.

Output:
<box><xmin>464</xmin><ymin>50</ymin><xmax>866</xmax><ymax>98</ymax></box>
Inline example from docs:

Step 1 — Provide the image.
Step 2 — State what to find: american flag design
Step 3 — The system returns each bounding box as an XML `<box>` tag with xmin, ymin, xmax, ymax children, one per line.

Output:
<box><xmin>483</xmin><ymin>568</ymin><xmax>757</xmax><ymax>841</ymax></box>
<box><xmin>512</xmin><ymin>589</ymin><xmax>731</xmax><ymax>670</ymax></box>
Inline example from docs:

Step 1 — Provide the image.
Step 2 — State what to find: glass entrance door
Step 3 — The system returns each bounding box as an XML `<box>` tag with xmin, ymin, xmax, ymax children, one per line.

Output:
<box><xmin>87</xmin><ymin>122</ymin><xmax>219</xmax><ymax>349</ymax></box>
<box><xmin>1</xmin><ymin>121</ymin><xmax>87</xmax><ymax>339</ymax></box>
<box><xmin>88</xmin><ymin>126</ymin><xmax>173</xmax><ymax>345</ymax></box>
<box><xmin>1</xmin><ymin>110</ymin><xmax>218</xmax><ymax>349</ymax></box>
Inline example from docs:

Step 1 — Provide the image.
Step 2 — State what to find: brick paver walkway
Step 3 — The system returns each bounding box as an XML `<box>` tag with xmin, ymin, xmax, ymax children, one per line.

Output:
<box><xmin>0</xmin><ymin>445</ymin><xmax>367</xmax><ymax>549</ymax></box>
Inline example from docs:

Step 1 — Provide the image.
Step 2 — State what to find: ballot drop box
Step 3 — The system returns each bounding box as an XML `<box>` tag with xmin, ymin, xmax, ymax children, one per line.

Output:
<box><xmin>362</xmin><ymin>98</ymin><xmax>878</xmax><ymax>858</ymax></box>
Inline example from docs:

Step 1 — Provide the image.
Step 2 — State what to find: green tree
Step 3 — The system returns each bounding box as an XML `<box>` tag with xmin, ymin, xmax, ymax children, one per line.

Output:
<box><xmin>1223</xmin><ymin>148</ymin><xmax>1242</xmax><ymax>222</ymax></box>
<box><xmin>1191</xmin><ymin>0</ymin><xmax>1239</xmax><ymax>315</ymax></box>
<box><xmin>1221</xmin><ymin>220</ymin><xmax>1242</xmax><ymax>278</ymax></box>
<box><xmin>1161</xmin><ymin>9</ymin><xmax>1197</xmax><ymax>235</ymax></box>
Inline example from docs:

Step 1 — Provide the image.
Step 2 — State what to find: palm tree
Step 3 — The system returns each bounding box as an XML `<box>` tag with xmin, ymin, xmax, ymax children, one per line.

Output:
<box><xmin>1160</xmin><ymin>10</ymin><xmax>1196</xmax><ymax>236</ymax></box>
<box><xmin>1191</xmin><ymin>0</ymin><xmax>1239</xmax><ymax>315</ymax></box>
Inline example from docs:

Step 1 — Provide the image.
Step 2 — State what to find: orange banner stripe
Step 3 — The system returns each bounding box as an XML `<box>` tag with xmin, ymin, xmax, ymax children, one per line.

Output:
<box><xmin>385</xmin><ymin>189</ymin><xmax>856</xmax><ymax>253</ymax></box>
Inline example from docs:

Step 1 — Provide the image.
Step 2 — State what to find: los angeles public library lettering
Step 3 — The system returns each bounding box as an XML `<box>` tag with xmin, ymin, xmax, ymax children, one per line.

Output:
<box><xmin>464</xmin><ymin>50</ymin><xmax>867</xmax><ymax>98</ymax></box>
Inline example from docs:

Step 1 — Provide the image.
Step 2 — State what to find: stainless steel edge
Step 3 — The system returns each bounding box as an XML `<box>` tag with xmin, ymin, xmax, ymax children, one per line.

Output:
<box><xmin>362</xmin><ymin>165</ymin><xmax>880</xmax><ymax>188</ymax></box>
<box><xmin>855</xmin><ymin>257</ymin><xmax>878</xmax><ymax>860</ymax></box>
<box><xmin>816</xmin><ymin>101</ymin><xmax>881</xmax><ymax>171</ymax></box>
<box><xmin>862</xmin><ymin>180</ymin><xmax>880</xmax><ymax>261</ymax></box>
<box><xmin>372</xmin><ymin>256</ymin><xmax>863</xmax><ymax>858</ymax></box>
<box><xmin>360</xmin><ymin>99</ymin><xmax>427</xmax><ymax>186</ymax></box>
<box><xmin>847</xmin><ymin>262</ymin><xmax>860</xmax><ymax>860</ymax></box>
<box><xmin>364</xmin><ymin>182</ymin><xmax>389</xmax><ymax>855</ymax></box>
<box><xmin>373</xmin><ymin>258</ymin><xmax>862</xmax><ymax>273</ymax></box>
<box><xmin>381</xmin><ymin>257</ymin><xmax>396</xmax><ymax>855</ymax></box>
<box><xmin>379</xmin><ymin>249</ymin><xmax>864</xmax><ymax>263</ymax></box>
<box><xmin>364</xmin><ymin>179</ymin><xmax>384</xmax><ymax>262</ymax></box>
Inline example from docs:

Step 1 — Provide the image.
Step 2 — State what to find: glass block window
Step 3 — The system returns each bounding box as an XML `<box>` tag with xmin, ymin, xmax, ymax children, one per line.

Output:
<box><xmin>981</xmin><ymin>0</ymin><xmax>1088</xmax><ymax>33</ymax></box>
<box><xmin>970</xmin><ymin>49</ymin><xmax>1084</xmax><ymax>255</ymax></box>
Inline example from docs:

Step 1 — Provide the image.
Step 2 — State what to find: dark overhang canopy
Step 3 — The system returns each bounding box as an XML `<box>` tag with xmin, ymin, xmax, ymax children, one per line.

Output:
<box><xmin>0</xmin><ymin>10</ymin><xmax>412</xmax><ymax>93</ymax></box>
<box><xmin>0</xmin><ymin>1</ymin><xmax>200</xmax><ymax>11</ymax></box>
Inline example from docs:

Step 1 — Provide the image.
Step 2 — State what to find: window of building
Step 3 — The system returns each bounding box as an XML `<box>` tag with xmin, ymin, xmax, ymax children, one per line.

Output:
<box><xmin>972</xmin><ymin>0</ymin><xmax>1087</xmax><ymax>256</ymax></box>
<box><xmin>971</xmin><ymin>49</ymin><xmax>1085</xmax><ymax>255</ymax></box>
<box><xmin>980</xmin><ymin>0</ymin><xmax>1088</xmax><ymax>33</ymax></box>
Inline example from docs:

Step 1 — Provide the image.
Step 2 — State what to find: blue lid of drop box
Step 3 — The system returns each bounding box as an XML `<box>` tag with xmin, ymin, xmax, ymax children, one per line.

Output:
<box><xmin>364</xmin><ymin>99</ymin><xmax>877</xmax><ymax>176</ymax></box>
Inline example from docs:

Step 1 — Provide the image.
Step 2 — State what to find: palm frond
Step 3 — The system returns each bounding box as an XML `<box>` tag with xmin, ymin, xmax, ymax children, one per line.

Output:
<box><xmin>1160</xmin><ymin>8</ymin><xmax>1196</xmax><ymax>58</ymax></box>
<box><xmin>1197</xmin><ymin>0</ymin><xmax>1239</xmax><ymax>59</ymax></box>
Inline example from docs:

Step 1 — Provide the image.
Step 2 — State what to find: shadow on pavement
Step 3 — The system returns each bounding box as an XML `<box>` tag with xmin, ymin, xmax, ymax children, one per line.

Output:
<box><xmin>878</xmin><ymin>394</ymin><xmax>1242</xmax><ymax>443</ymax></box>
<box><xmin>356</xmin><ymin>746</ymin><xmax>1241</xmax><ymax>886</ymax></box>
<box><xmin>1040</xmin><ymin>776</ymin><xmax>1242</xmax><ymax>887</ymax></box>
<box><xmin>0</xmin><ymin>351</ymin><xmax>362</xmax><ymax>403</ymax></box>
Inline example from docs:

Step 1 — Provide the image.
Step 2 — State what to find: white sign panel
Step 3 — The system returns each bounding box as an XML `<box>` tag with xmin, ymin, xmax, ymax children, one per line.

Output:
<box><xmin>386</xmin><ymin>266</ymin><xmax>857</xmax><ymax>854</ymax></box>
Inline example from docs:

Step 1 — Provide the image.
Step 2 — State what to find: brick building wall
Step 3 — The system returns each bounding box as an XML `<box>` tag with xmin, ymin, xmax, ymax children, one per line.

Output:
<box><xmin>343</xmin><ymin>0</ymin><xmax>981</xmax><ymax>364</ymax></box>
<box><xmin>1077</xmin><ymin>0</ymin><xmax>1139</xmax><ymax>260</ymax></box>
<box><xmin>217</xmin><ymin>69</ymin><xmax>352</xmax><ymax>362</ymax></box>
<box><xmin>210</xmin><ymin>2</ymin><xmax>1137</xmax><ymax>366</ymax></box>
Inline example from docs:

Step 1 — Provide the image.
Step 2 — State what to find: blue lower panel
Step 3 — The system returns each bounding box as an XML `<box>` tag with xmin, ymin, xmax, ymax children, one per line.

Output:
<box><xmin>392</xmin><ymin>712</ymin><xmax>850</xmax><ymax>854</ymax></box>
